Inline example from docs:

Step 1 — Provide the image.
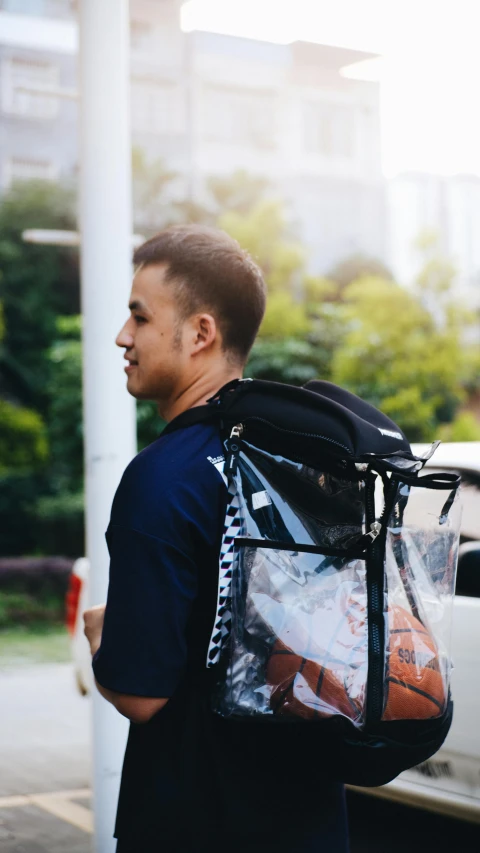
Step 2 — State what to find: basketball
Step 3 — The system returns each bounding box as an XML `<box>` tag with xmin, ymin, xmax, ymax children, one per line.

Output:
<box><xmin>383</xmin><ymin>605</ymin><xmax>445</xmax><ymax>721</ymax></box>
<box><xmin>265</xmin><ymin>599</ymin><xmax>445</xmax><ymax>723</ymax></box>
<box><xmin>266</xmin><ymin>639</ymin><xmax>360</xmax><ymax>721</ymax></box>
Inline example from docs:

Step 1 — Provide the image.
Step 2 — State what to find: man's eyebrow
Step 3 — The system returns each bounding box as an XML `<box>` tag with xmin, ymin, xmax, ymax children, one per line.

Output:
<box><xmin>128</xmin><ymin>299</ymin><xmax>150</xmax><ymax>313</ymax></box>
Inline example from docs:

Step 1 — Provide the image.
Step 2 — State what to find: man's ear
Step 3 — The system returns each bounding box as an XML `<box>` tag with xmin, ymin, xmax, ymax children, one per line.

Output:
<box><xmin>191</xmin><ymin>313</ymin><xmax>217</xmax><ymax>354</ymax></box>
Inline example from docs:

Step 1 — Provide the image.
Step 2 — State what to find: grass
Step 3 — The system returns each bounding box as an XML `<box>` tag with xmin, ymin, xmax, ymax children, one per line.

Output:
<box><xmin>0</xmin><ymin>590</ymin><xmax>65</xmax><ymax>628</ymax></box>
<box><xmin>0</xmin><ymin>623</ymin><xmax>71</xmax><ymax>670</ymax></box>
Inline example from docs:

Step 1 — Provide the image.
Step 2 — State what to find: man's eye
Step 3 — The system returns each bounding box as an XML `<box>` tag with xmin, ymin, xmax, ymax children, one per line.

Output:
<box><xmin>134</xmin><ymin>315</ymin><xmax>146</xmax><ymax>324</ymax></box>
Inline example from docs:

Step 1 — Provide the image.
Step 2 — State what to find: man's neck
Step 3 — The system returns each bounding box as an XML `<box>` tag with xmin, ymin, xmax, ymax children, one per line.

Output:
<box><xmin>160</xmin><ymin>368</ymin><xmax>243</xmax><ymax>423</ymax></box>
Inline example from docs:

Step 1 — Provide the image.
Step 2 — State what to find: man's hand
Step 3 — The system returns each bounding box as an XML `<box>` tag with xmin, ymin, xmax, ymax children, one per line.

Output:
<box><xmin>84</xmin><ymin>602</ymin><xmax>169</xmax><ymax>722</ymax></box>
<box><xmin>83</xmin><ymin>604</ymin><xmax>106</xmax><ymax>656</ymax></box>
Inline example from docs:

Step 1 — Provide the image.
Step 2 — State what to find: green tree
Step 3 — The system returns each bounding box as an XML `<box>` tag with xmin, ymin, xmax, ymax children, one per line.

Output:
<box><xmin>328</xmin><ymin>253</ymin><xmax>393</xmax><ymax>294</ymax></box>
<box><xmin>438</xmin><ymin>412</ymin><xmax>480</xmax><ymax>442</ymax></box>
<box><xmin>0</xmin><ymin>399</ymin><xmax>47</xmax><ymax>474</ymax></box>
<box><xmin>208</xmin><ymin>169</ymin><xmax>271</xmax><ymax>217</ymax></box>
<box><xmin>0</xmin><ymin>287</ymin><xmax>48</xmax><ymax>476</ymax></box>
<box><xmin>220</xmin><ymin>199</ymin><xmax>305</xmax><ymax>293</ymax></box>
<box><xmin>0</xmin><ymin>181</ymin><xmax>78</xmax><ymax>413</ymax></box>
<box><xmin>222</xmin><ymin>199</ymin><xmax>346</xmax><ymax>385</ymax></box>
<box><xmin>220</xmin><ymin>199</ymin><xmax>313</xmax><ymax>353</ymax></box>
<box><xmin>331</xmin><ymin>275</ymin><xmax>475</xmax><ymax>440</ymax></box>
<box><xmin>174</xmin><ymin>168</ymin><xmax>272</xmax><ymax>227</ymax></box>
<box><xmin>0</xmin><ymin>284</ymin><xmax>50</xmax><ymax>556</ymax></box>
<box><xmin>246</xmin><ymin>339</ymin><xmax>328</xmax><ymax>385</ymax></box>
<box><xmin>132</xmin><ymin>148</ymin><xmax>179</xmax><ymax>234</ymax></box>
<box><xmin>46</xmin><ymin>316</ymin><xmax>84</xmax><ymax>495</ymax></box>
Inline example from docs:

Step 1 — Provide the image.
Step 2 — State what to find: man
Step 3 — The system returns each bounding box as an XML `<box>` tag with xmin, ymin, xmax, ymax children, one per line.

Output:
<box><xmin>84</xmin><ymin>225</ymin><xmax>349</xmax><ymax>852</ymax></box>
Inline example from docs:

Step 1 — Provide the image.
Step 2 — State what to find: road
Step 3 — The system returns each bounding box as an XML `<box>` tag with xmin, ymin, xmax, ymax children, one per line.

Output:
<box><xmin>0</xmin><ymin>663</ymin><xmax>479</xmax><ymax>852</ymax></box>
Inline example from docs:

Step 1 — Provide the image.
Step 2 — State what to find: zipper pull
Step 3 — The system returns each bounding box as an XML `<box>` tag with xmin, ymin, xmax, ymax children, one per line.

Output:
<box><xmin>230</xmin><ymin>424</ymin><xmax>244</xmax><ymax>440</ymax></box>
<box><xmin>224</xmin><ymin>424</ymin><xmax>244</xmax><ymax>477</ymax></box>
<box><xmin>367</xmin><ymin>521</ymin><xmax>382</xmax><ymax>541</ymax></box>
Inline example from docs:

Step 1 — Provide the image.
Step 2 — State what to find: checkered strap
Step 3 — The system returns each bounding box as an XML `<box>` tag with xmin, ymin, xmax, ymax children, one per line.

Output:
<box><xmin>206</xmin><ymin>477</ymin><xmax>242</xmax><ymax>667</ymax></box>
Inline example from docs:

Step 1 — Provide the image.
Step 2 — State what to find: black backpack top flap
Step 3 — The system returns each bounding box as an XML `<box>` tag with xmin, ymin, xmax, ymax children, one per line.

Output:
<box><xmin>211</xmin><ymin>378</ymin><xmax>414</xmax><ymax>461</ymax></box>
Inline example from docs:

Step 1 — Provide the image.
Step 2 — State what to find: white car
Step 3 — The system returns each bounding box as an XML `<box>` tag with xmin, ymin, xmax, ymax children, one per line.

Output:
<box><xmin>66</xmin><ymin>442</ymin><xmax>480</xmax><ymax>822</ymax></box>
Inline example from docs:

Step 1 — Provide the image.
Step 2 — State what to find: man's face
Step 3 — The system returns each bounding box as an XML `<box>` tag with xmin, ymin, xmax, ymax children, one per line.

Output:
<box><xmin>116</xmin><ymin>263</ymin><xmax>186</xmax><ymax>405</ymax></box>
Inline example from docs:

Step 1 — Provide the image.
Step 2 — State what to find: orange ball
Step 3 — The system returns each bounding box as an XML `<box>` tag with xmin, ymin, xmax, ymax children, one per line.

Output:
<box><xmin>264</xmin><ymin>602</ymin><xmax>445</xmax><ymax>724</ymax></box>
<box><xmin>383</xmin><ymin>605</ymin><xmax>446</xmax><ymax>721</ymax></box>
<box><xmin>266</xmin><ymin>639</ymin><xmax>361</xmax><ymax>721</ymax></box>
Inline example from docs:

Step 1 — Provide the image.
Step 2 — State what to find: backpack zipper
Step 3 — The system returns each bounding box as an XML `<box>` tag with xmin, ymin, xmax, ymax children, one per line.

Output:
<box><xmin>365</xmin><ymin>476</ymin><xmax>399</xmax><ymax>722</ymax></box>
<box><xmin>224</xmin><ymin>424</ymin><xmax>244</xmax><ymax>476</ymax></box>
<box><xmin>226</xmin><ymin>418</ymin><xmax>351</xmax><ymax>455</ymax></box>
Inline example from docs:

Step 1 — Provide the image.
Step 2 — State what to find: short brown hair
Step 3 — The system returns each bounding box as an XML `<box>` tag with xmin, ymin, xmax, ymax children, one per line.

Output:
<box><xmin>133</xmin><ymin>224</ymin><xmax>266</xmax><ymax>364</ymax></box>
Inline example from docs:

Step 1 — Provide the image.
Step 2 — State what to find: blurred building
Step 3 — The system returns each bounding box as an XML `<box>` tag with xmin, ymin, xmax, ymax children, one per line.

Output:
<box><xmin>0</xmin><ymin>0</ymin><xmax>386</xmax><ymax>274</ymax></box>
<box><xmin>388</xmin><ymin>172</ymin><xmax>480</xmax><ymax>307</ymax></box>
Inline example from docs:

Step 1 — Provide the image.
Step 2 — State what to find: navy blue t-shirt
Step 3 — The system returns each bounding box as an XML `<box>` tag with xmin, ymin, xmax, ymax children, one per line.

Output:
<box><xmin>93</xmin><ymin>412</ymin><xmax>349</xmax><ymax>853</ymax></box>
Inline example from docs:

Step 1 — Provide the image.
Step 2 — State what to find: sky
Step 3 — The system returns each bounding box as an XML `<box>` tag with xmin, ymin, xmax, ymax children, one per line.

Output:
<box><xmin>181</xmin><ymin>0</ymin><xmax>480</xmax><ymax>178</ymax></box>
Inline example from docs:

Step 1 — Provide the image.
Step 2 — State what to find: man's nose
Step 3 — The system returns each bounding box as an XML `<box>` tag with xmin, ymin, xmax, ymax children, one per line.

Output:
<box><xmin>116</xmin><ymin>323</ymin><xmax>134</xmax><ymax>349</ymax></box>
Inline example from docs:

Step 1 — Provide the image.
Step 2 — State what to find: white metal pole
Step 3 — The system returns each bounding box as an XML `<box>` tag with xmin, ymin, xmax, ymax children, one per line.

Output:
<box><xmin>79</xmin><ymin>2</ymin><xmax>136</xmax><ymax>851</ymax></box>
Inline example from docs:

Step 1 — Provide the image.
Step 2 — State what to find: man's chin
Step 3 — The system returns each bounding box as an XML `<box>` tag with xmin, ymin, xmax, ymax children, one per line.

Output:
<box><xmin>125</xmin><ymin>376</ymin><xmax>144</xmax><ymax>400</ymax></box>
<box><xmin>126</xmin><ymin>377</ymin><xmax>158</xmax><ymax>403</ymax></box>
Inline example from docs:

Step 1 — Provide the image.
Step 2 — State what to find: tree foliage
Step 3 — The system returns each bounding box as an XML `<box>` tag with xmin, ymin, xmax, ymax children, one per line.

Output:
<box><xmin>438</xmin><ymin>412</ymin><xmax>480</xmax><ymax>442</ymax></box>
<box><xmin>132</xmin><ymin>148</ymin><xmax>179</xmax><ymax>234</ymax></box>
<box><xmin>45</xmin><ymin>316</ymin><xmax>165</xmax><ymax>495</ymax></box>
<box><xmin>331</xmin><ymin>275</ymin><xmax>476</xmax><ymax>440</ymax></box>
<box><xmin>0</xmin><ymin>399</ymin><xmax>48</xmax><ymax>474</ymax></box>
<box><xmin>219</xmin><ymin>199</ymin><xmax>315</xmax><ymax>348</ymax></box>
<box><xmin>46</xmin><ymin>316</ymin><xmax>83</xmax><ymax>495</ymax></box>
<box><xmin>328</xmin><ymin>253</ymin><xmax>393</xmax><ymax>293</ymax></box>
<box><xmin>0</xmin><ymin>181</ymin><xmax>78</xmax><ymax>412</ymax></box>
<box><xmin>207</xmin><ymin>169</ymin><xmax>271</xmax><ymax>217</ymax></box>
<box><xmin>220</xmin><ymin>200</ymin><xmax>305</xmax><ymax>293</ymax></box>
<box><xmin>247</xmin><ymin>339</ymin><xmax>326</xmax><ymax>386</ymax></box>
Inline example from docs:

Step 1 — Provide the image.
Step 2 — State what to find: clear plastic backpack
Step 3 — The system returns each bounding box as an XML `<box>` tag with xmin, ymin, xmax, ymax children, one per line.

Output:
<box><xmin>204</xmin><ymin>379</ymin><xmax>461</xmax><ymax>787</ymax></box>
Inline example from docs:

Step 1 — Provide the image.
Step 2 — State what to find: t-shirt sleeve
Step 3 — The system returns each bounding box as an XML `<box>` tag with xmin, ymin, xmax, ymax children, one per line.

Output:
<box><xmin>92</xmin><ymin>452</ymin><xmax>226</xmax><ymax>698</ymax></box>
<box><xmin>92</xmin><ymin>526</ymin><xmax>199</xmax><ymax>697</ymax></box>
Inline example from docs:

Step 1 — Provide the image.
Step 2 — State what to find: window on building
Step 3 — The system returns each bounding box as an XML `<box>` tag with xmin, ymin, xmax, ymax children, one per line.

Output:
<box><xmin>1</xmin><ymin>1</ymin><xmax>72</xmax><ymax>13</ymax></box>
<box><xmin>131</xmin><ymin>79</ymin><xmax>184</xmax><ymax>136</ymax></box>
<box><xmin>5</xmin><ymin>157</ymin><xmax>57</xmax><ymax>185</ymax></box>
<box><xmin>130</xmin><ymin>20</ymin><xmax>153</xmax><ymax>52</ymax></box>
<box><xmin>303</xmin><ymin>102</ymin><xmax>355</xmax><ymax>159</ymax></box>
<box><xmin>1</xmin><ymin>57</ymin><xmax>59</xmax><ymax>119</ymax></box>
<box><xmin>204</xmin><ymin>86</ymin><xmax>276</xmax><ymax>150</ymax></box>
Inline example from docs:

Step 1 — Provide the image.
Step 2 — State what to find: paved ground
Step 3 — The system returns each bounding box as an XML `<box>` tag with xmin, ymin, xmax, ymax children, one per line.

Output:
<box><xmin>0</xmin><ymin>664</ymin><xmax>90</xmax><ymax>798</ymax></box>
<box><xmin>0</xmin><ymin>663</ymin><xmax>92</xmax><ymax>852</ymax></box>
<box><xmin>1</xmin><ymin>662</ymin><xmax>479</xmax><ymax>852</ymax></box>
<box><xmin>0</xmin><ymin>802</ymin><xmax>90</xmax><ymax>853</ymax></box>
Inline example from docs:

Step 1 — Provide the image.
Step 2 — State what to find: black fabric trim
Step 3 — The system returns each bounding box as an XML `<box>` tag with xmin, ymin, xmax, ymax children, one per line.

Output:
<box><xmin>390</xmin><ymin>471</ymin><xmax>461</xmax><ymax>490</ymax></box>
<box><xmin>234</xmin><ymin>537</ymin><xmax>366</xmax><ymax>558</ymax></box>
<box><xmin>161</xmin><ymin>404</ymin><xmax>219</xmax><ymax>437</ymax></box>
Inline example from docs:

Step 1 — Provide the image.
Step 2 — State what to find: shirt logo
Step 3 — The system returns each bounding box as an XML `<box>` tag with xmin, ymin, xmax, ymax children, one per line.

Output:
<box><xmin>378</xmin><ymin>428</ymin><xmax>403</xmax><ymax>440</ymax></box>
<box><xmin>207</xmin><ymin>455</ymin><xmax>227</xmax><ymax>486</ymax></box>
